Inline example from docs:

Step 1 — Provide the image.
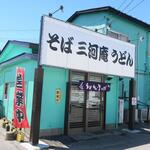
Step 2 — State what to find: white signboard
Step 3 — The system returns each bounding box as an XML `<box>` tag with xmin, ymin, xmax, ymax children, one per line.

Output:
<box><xmin>40</xmin><ymin>16</ymin><xmax>135</xmax><ymax>77</ymax></box>
<box><xmin>132</xmin><ymin>97</ymin><xmax>137</xmax><ymax>106</ymax></box>
<box><xmin>118</xmin><ymin>99</ymin><xmax>124</xmax><ymax>123</ymax></box>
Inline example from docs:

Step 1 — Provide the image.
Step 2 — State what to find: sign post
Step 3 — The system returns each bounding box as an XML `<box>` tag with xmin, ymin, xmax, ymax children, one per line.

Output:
<box><xmin>30</xmin><ymin>66</ymin><xmax>43</xmax><ymax>145</ymax></box>
<box><xmin>128</xmin><ymin>78</ymin><xmax>136</xmax><ymax>130</ymax></box>
<box><xmin>30</xmin><ymin>16</ymin><xmax>44</xmax><ymax>145</ymax></box>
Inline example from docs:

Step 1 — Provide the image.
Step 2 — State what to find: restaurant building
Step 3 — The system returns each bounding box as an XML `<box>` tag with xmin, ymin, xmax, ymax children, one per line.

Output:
<box><xmin>0</xmin><ymin>6</ymin><xmax>149</xmax><ymax>136</ymax></box>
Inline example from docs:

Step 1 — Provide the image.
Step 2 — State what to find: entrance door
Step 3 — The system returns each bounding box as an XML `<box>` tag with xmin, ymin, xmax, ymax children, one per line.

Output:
<box><xmin>86</xmin><ymin>75</ymin><xmax>103</xmax><ymax>132</ymax></box>
<box><xmin>68</xmin><ymin>72</ymin><xmax>85</xmax><ymax>134</ymax></box>
<box><xmin>67</xmin><ymin>72</ymin><xmax>105</xmax><ymax>134</ymax></box>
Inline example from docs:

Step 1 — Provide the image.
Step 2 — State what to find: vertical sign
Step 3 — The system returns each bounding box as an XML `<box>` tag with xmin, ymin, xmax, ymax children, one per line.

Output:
<box><xmin>132</xmin><ymin>97</ymin><xmax>137</xmax><ymax>106</ymax></box>
<box><xmin>13</xmin><ymin>67</ymin><xmax>29</xmax><ymax>128</ymax></box>
<box><xmin>55</xmin><ymin>88</ymin><xmax>61</xmax><ymax>103</ymax></box>
<box><xmin>118</xmin><ymin>99</ymin><xmax>124</xmax><ymax>123</ymax></box>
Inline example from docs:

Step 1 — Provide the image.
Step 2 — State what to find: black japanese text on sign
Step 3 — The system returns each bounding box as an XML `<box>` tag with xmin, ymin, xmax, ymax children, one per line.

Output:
<box><xmin>47</xmin><ymin>33</ymin><xmax>133</xmax><ymax>67</ymax></box>
<box><xmin>13</xmin><ymin>68</ymin><xmax>29</xmax><ymax>128</ymax></box>
<box><xmin>16</xmin><ymin>72</ymin><xmax>25</xmax><ymax>123</ymax></box>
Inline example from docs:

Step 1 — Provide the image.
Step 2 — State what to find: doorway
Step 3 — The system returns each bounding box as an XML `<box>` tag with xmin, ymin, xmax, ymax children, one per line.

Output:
<box><xmin>66</xmin><ymin>71</ymin><xmax>106</xmax><ymax>135</ymax></box>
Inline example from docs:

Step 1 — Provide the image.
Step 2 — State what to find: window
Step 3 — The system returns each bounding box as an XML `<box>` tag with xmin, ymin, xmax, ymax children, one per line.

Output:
<box><xmin>71</xmin><ymin>72</ymin><xmax>85</xmax><ymax>82</ymax></box>
<box><xmin>4</xmin><ymin>83</ymin><xmax>9</xmax><ymax>99</ymax></box>
<box><xmin>107</xmin><ymin>30</ymin><xmax>129</xmax><ymax>42</ymax></box>
<box><xmin>88</xmin><ymin>74</ymin><xmax>102</xmax><ymax>109</ymax></box>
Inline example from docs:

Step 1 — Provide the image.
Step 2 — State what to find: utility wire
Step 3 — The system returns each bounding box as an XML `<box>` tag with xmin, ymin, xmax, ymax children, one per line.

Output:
<box><xmin>107</xmin><ymin>0</ymin><xmax>145</xmax><ymax>27</ymax></box>
<box><xmin>0</xmin><ymin>29</ymin><xmax>39</xmax><ymax>32</ymax></box>
<box><xmin>0</xmin><ymin>36</ymin><xmax>38</xmax><ymax>41</ymax></box>
<box><xmin>118</xmin><ymin>0</ymin><xmax>127</xmax><ymax>9</ymax></box>
<box><xmin>106</xmin><ymin>0</ymin><xmax>135</xmax><ymax>26</ymax></box>
<box><xmin>95</xmin><ymin>0</ymin><xmax>130</xmax><ymax>31</ymax></box>
<box><xmin>126</xmin><ymin>0</ymin><xmax>145</xmax><ymax>13</ymax></box>
<box><xmin>121</xmin><ymin>0</ymin><xmax>135</xmax><ymax>12</ymax></box>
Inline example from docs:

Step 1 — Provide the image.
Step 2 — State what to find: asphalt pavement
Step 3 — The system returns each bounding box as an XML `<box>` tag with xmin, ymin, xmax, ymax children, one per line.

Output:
<box><xmin>41</xmin><ymin>123</ymin><xmax>150</xmax><ymax>150</ymax></box>
<box><xmin>0</xmin><ymin>121</ymin><xmax>150</xmax><ymax>150</ymax></box>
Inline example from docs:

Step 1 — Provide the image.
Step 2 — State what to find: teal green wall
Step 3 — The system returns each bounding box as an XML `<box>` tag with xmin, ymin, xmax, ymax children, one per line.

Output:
<box><xmin>105</xmin><ymin>12</ymin><xmax>150</xmax><ymax>104</ymax></box>
<box><xmin>71</xmin><ymin>12</ymin><xmax>108</xmax><ymax>34</ymax></box>
<box><xmin>106</xmin><ymin>77</ymin><xmax>119</xmax><ymax>125</ymax></box>
<box><xmin>0</xmin><ymin>59</ymin><xmax>37</xmax><ymax>124</ymax></box>
<box><xmin>40</xmin><ymin>67</ymin><xmax>68</xmax><ymax>130</ymax></box>
<box><xmin>26</xmin><ymin>81</ymin><xmax>34</xmax><ymax>120</ymax></box>
<box><xmin>0</xmin><ymin>74</ymin><xmax>4</xmax><ymax>100</ymax></box>
<box><xmin>7</xmin><ymin>83</ymin><xmax>14</xmax><ymax>119</ymax></box>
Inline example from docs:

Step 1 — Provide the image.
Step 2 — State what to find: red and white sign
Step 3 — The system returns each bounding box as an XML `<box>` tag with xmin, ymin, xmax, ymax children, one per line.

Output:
<box><xmin>13</xmin><ymin>67</ymin><xmax>29</xmax><ymax>128</ymax></box>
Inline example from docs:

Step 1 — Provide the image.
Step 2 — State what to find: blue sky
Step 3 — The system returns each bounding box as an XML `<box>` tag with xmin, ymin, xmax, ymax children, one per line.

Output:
<box><xmin>0</xmin><ymin>0</ymin><xmax>149</xmax><ymax>49</ymax></box>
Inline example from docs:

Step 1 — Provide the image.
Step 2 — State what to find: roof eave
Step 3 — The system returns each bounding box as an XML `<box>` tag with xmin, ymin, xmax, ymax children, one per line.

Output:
<box><xmin>67</xmin><ymin>6</ymin><xmax>150</xmax><ymax>29</ymax></box>
<box><xmin>0</xmin><ymin>53</ymin><xmax>38</xmax><ymax>68</ymax></box>
<box><xmin>0</xmin><ymin>40</ymin><xmax>39</xmax><ymax>56</ymax></box>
